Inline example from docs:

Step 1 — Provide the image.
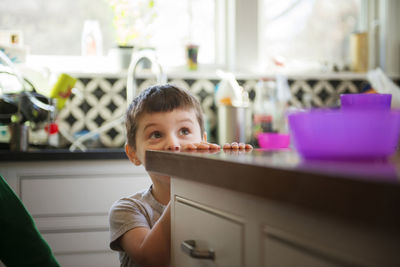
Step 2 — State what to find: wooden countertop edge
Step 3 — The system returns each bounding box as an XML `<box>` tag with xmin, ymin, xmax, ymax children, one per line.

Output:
<box><xmin>145</xmin><ymin>150</ymin><xmax>400</xmax><ymax>232</ymax></box>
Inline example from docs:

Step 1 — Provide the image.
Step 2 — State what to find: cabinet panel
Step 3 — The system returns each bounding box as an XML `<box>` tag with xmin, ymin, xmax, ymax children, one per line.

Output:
<box><xmin>42</xmin><ymin>231</ymin><xmax>109</xmax><ymax>253</ymax></box>
<box><xmin>42</xmin><ymin>231</ymin><xmax>119</xmax><ymax>267</ymax></box>
<box><xmin>173</xmin><ymin>198</ymin><xmax>244</xmax><ymax>267</ymax></box>
<box><xmin>52</xmin><ymin>252</ymin><xmax>118</xmax><ymax>267</ymax></box>
<box><xmin>34</xmin><ymin>215</ymin><xmax>109</xmax><ymax>232</ymax></box>
<box><xmin>261</xmin><ymin>226</ymin><xmax>354</xmax><ymax>267</ymax></box>
<box><xmin>0</xmin><ymin>160</ymin><xmax>143</xmax><ymax>267</ymax></box>
<box><xmin>263</xmin><ymin>235</ymin><xmax>339</xmax><ymax>267</ymax></box>
<box><xmin>21</xmin><ymin>175</ymin><xmax>151</xmax><ymax>216</ymax></box>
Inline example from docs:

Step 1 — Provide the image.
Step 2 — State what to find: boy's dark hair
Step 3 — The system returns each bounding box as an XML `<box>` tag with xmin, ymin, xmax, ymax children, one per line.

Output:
<box><xmin>125</xmin><ymin>84</ymin><xmax>204</xmax><ymax>149</ymax></box>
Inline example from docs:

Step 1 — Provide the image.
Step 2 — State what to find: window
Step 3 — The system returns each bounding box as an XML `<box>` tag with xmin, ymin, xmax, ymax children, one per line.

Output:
<box><xmin>1</xmin><ymin>0</ymin><xmax>398</xmax><ymax>75</ymax></box>
<box><xmin>259</xmin><ymin>0</ymin><xmax>362</xmax><ymax>73</ymax></box>
<box><xmin>0</xmin><ymin>0</ymin><xmax>115</xmax><ymax>56</ymax></box>
<box><xmin>0</xmin><ymin>0</ymin><xmax>215</xmax><ymax>67</ymax></box>
<box><xmin>143</xmin><ymin>0</ymin><xmax>215</xmax><ymax>67</ymax></box>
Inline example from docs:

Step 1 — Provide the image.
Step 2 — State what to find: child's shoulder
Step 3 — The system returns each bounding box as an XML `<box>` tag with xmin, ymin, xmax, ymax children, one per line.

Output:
<box><xmin>109</xmin><ymin>185</ymin><xmax>165</xmax><ymax>218</ymax></box>
<box><xmin>111</xmin><ymin>187</ymin><xmax>150</xmax><ymax>209</ymax></box>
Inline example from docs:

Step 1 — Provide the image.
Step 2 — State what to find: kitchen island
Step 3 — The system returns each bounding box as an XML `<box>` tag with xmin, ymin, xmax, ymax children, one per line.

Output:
<box><xmin>146</xmin><ymin>149</ymin><xmax>400</xmax><ymax>267</ymax></box>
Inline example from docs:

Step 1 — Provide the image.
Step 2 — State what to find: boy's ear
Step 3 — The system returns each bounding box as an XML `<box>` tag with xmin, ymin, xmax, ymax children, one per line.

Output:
<box><xmin>203</xmin><ymin>131</ymin><xmax>207</xmax><ymax>142</ymax></box>
<box><xmin>125</xmin><ymin>144</ymin><xmax>142</xmax><ymax>166</ymax></box>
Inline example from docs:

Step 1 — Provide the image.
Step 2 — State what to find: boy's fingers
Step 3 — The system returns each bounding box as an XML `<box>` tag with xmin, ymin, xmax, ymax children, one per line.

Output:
<box><xmin>245</xmin><ymin>144</ymin><xmax>253</xmax><ymax>149</ymax></box>
<box><xmin>195</xmin><ymin>143</ymin><xmax>209</xmax><ymax>150</ymax></box>
<box><xmin>223</xmin><ymin>142</ymin><xmax>252</xmax><ymax>150</ymax></box>
<box><xmin>182</xmin><ymin>143</ymin><xmax>197</xmax><ymax>150</ymax></box>
<box><xmin>197</xmin><ymin>142</ymin><xmax>222</xmax><ymax>150</ymax></box>
<box><xmin>183</xmin><ymin>143</ymin><xmax>221</xmax><ymax>151</ymax></box>
<box><xmin>208</xmin><ymin>143</ymin><xmax>221</xmax><ymax>150</ymax></box>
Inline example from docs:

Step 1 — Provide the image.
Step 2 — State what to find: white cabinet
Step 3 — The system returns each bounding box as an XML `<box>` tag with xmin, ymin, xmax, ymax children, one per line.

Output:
<box><xmin>171</xmin><ymin>177</ymin><xmax>399</xmax><ymax>267</ymax></box>
<box><xmin>0</xmin><ymin>160</ymin><xmax>151</xmax><ymax>267</ymax></box>
<box><xmin>261</xmin><ymin>226</ymin><xmax>340</xmax><ymax>267</ymax></box>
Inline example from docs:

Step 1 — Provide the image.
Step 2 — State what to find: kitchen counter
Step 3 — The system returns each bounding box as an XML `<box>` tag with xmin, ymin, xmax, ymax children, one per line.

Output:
<box><xmin>0</xmin><ymin>148</ymin><xmax>127</xmax><ymax>161</ymax></box>
<box><xmin>146</xmin><ymin>149</ymin><xmax>400</xmax><ymax>231</ymax></box>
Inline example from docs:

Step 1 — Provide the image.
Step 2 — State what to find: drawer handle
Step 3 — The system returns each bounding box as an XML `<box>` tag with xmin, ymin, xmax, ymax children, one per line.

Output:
<box><xmin>181</xmin><ymin>240</ymin><xmax>215</xmax><ymax>260</ymax></box>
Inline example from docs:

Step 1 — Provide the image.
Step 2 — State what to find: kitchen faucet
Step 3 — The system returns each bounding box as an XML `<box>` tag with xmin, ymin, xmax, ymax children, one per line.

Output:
<box><xmin>70</xmin><ymin>49</ymin><xmax>167</xmax><ymax>151</ymax></box>
<box><xmin>126</xmin><ymin>49</ymin><xmax>167</xmax><ymax>106</ymax></box>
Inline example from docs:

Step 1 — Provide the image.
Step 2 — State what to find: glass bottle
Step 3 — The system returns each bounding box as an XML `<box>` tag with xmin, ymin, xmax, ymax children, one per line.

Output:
<box><xmin>252</xmin><ymin>78</ymin><xmax>277</xmax><ymax>145</ymax></box>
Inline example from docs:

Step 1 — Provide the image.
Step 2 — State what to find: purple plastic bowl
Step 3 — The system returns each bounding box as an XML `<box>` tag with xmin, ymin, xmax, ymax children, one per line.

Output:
<box><xmin>288</xmin><ymin>109</ymin><xmax>400</xmax><ymax>160</ymax></box>
<box><xmin>340</xmin><ymin>93</ymin><xmax>392</xmax><ymax>110</ymax></box>
<box><xmin>257</xmin><ymin>133</ymin><xmax>290</xmax><ymax>149</ymax></box>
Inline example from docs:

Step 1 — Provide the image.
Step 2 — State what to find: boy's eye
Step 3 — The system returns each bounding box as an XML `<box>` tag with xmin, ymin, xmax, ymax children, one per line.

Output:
<box><xmin>179</xmin><ymin>128</ymin><xmax>190</xmax><ymax>135</ymax></box>
<box><xmin>149</xmin><ymin>131</ymin><xmax>162</xmax><ymax>139</ymax></box>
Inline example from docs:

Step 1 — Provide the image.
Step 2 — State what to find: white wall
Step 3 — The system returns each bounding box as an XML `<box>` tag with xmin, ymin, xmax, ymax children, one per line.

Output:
<box><xmin>383</xmin><ymin>0</ymin><xmax>400</xmax><ymax>76</ymax></box>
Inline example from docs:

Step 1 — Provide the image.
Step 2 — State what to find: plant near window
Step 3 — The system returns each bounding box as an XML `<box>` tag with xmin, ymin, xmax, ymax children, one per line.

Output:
<box><xmin>108</xmin><ymin>0</ymin><xmax>157</xmax><ymax>48</ymax></box>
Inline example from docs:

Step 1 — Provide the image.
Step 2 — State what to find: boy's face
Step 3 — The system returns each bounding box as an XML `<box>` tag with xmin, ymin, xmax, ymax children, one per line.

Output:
<box><xmin>125</xmin><ymin>108</ymin><xmax>203</xmax><ymax>166</ymax></box>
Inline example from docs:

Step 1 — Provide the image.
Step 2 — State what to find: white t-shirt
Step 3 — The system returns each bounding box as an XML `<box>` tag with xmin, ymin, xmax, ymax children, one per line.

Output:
<box><xmin>109</xmin><ymin>186</ymin><xmax>166</xmax><ymax>267</ymax></box>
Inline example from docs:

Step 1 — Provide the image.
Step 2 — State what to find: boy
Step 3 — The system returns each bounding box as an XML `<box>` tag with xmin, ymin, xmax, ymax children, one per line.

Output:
<box><xmin>109</xmin><ymin>84</ymin><xmax>251</xmax><ymax>267</ymax></box>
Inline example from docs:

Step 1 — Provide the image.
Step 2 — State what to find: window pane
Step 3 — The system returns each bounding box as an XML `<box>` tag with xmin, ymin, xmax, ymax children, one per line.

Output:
<box><xmin>0</xmin><ymin>0</ymin><xmax>115</xmax><ymax>56</ymax></box>
<box><xmin>260</xmin><ymin>0</ymin><xmax>361</xmax><ymax>72</ymax></box>
<box><xmin>0</xmin><ymin>0</ymin><xmax>215</xmax><ymax>66</ymax></box>
<box><xmin>147</xmin><ymin>0</ymin><xmax>215</xmax><ymax>67</ymax></box>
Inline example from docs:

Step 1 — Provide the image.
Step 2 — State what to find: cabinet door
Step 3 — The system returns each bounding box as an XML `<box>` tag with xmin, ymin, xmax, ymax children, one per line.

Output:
<box><xmin>20</xmin><ymin>175</ymin><xmax>150</xmax><ymax>216</ymax></box>
<box><xmin>173</xmin><ymin>198</ymin><xmax>244</xmax><ymax>267</ymax></box>
<box><xmin>262</xmin><ymin>226</ymin><xmax>348</xmax><ymax>267</ymax></box>
<box><xmin>42</xmin><ymin>231</ymin><xmax>119</xmax><ymax>267</ymax></box>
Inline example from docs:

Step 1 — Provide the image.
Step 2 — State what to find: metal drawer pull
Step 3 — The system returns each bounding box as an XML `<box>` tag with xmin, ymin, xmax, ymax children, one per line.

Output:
<box><xmin>181</xmin><ymin>240</ymin><xmax>215</xmax><ymax>260</ymax></box>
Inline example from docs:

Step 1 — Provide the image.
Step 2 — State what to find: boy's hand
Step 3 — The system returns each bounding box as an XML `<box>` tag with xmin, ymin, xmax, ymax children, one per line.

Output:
<box><xmin>223</xmin><ymin>142</ymin><xmax>253</xmax><ymax>150</ymax></box>
<box><xmin>182</xmin><ymin>142</ymin><xmax>253</xmax><ymax>151</ymax></box>
<box><xmin>182</xmin><ymin>142</ymin><xmax>221</xmax><ymax>150</ymax></box>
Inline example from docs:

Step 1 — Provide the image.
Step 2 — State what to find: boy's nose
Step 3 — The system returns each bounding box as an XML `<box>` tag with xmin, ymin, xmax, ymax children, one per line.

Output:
<box><xmin>165</xmin><ymin>136</ymin><xmax>180</xmax><ymax>151</ymax></box>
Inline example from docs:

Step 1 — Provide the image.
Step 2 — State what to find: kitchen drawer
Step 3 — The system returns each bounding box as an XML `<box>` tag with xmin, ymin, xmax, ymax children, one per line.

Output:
<box><xmin>20</xmin><ymin>174</ymin><xmax>151</xmax><ymax>216</ymax></box>
<box><xmin>42</xmin><ymin>231</ymin><xmax>119</xmax><ymax>267</ymax></box>
<box><xmin>261</xmin><ymin>225</ymin><xmax>361</xmax><ymax>267</ymax></box>
<box><xmin>173</xmin><ymin>196</ymin><xmax>244</xmax><ymax>267</ymax></box>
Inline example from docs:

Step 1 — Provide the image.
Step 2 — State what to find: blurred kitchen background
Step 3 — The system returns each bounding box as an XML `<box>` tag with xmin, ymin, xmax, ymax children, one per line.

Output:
<box><xmin>0</xmin><ymin>0</ymin><xmax>399</xmax><ymax>149</ymax></box>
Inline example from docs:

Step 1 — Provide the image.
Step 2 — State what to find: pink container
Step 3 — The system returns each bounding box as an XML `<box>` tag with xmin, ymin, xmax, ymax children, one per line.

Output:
<box><xmin>340</xmin><ymin>93</ymin><xmax>392</xmax><ymax>110</ymax></box>
<box><xmin>288</xmin><ymin>109</ymin><xmax>400</xmax><ymax>160</ymax></box>
<box><xmin>257</xmin><ymin>133</ymin><xmax>290</xmax><ymax>149</ymax></box>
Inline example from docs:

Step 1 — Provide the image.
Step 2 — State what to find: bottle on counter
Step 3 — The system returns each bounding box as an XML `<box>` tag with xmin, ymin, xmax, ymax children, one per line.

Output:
<box><xmin>215</xmin><ymin>70</ymin><xmax>250</xmax><ymax>144</ymax></box>
<box><xmin>274</xmin><ymin>75</ymin><xmax>292</xmax><ymax>134</ymax></box>
<box><xmin>81</xmin><ymin>20</ymin><xmax>103</xmax><ymax>56</ymax></box>
<box><xmin>251</xmin><ymin>78</ymin><xmax>277</xmax><ymax>146</ymax></box>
